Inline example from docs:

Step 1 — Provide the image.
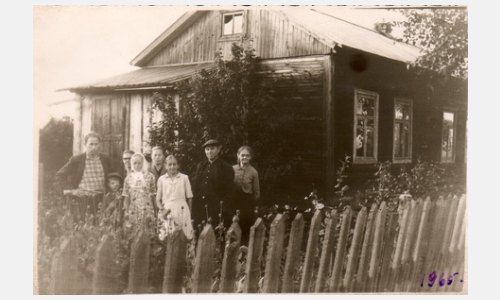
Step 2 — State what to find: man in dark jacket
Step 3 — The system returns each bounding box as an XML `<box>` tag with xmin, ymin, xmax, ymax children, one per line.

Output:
<box><xmin>56</xmin><ymin>132</ymin><xmax>111</xmax><ymax>220</ymax></box>
<box><xmin>192</xmin><ymin>139</ymin><xmax>235</xmax><ymax>229</ymax></box>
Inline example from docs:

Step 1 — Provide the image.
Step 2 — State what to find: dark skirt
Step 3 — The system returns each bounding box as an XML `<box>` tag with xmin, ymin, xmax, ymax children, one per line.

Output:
<box><xmin>233</xmin><ymin>190</ymin><xmax>256</xmax><ymax>245</ymax></box>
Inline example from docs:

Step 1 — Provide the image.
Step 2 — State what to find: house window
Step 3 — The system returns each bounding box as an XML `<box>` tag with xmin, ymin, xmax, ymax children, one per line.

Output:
<box><xmin>393</xmin><ymin>98</ymin><xmax>412</xmax><ymax>163</ymax></box>
<box><xmin>441</xmin><ymin>111</ymin><xmax>456</xmax><ymax>163</ymax></box>
<box><xmin>222</xmin><ymin>12</ymin><xmax>243</xmax><ymax>35</ymax></box>
<box><xmin>353</xmin><ymin>89</ymin><xmax>379</xmax><ymax>164</ymax></box>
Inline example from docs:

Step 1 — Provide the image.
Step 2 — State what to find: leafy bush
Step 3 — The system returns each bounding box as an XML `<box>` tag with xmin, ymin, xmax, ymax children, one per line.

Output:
<box><xmin>39</xmin><ymin>117</ymin><xmax>73</xmax><ymax>174</ymax></box>
<box><xmin>149</xmin><ymin>43</ymin><xmax>298</xmax><ymax>201</ymax></box>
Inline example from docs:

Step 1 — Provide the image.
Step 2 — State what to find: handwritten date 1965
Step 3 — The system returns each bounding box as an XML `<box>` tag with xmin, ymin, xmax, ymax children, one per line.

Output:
<box><xmin>421</xmin><ymin>271</ymin><xmax>463</xmax><ymax>288</ymax></box>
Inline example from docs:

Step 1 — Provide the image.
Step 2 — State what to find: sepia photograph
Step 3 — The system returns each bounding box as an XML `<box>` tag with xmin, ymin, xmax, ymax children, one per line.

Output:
<box><xmin>33</xmin><ymin>4</ymin><xmax>468</xmax><ymax>295</ymax></box>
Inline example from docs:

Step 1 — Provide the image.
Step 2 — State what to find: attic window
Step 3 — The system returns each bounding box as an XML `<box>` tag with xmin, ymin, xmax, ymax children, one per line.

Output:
<box><xmin>223</xmin><ymin>12</ymin><xmax>243</xmax><ymax>35</ymax></box>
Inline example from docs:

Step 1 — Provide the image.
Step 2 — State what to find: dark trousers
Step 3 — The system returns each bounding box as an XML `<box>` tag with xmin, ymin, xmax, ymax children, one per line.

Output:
<box><xmin>233</xmin><ymin>191</ymin><xmax>256</xmax><ymax>245</ymax></box>
<box><xmin>192</xmin><ymin>195</ymin><xmax>236</xmax><ymax>233</ymax></box>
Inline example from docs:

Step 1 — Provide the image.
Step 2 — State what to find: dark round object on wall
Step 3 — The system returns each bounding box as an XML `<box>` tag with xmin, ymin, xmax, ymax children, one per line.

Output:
<box><xmin>349</xmin><ymin>53</ymin><xmax>368</xmax><ymax>73</ymax></box>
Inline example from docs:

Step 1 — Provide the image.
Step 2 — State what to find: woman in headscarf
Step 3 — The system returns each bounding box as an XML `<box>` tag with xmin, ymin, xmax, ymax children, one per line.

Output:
<box><xmin>122</xmin><ymin>153</ymin><xmax>157</xmax><ymax>234</ymax></box>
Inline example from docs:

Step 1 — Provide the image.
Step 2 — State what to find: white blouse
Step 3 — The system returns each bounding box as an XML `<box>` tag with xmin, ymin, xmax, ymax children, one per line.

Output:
<box><xmin>156</xmin><ymin>172</ymin><xmax>193</xmax><ymax>203</ymax></box>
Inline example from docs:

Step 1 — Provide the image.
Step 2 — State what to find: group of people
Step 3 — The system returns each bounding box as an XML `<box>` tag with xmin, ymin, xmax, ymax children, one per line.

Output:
<box><xmin>56</xmin><ymin>132</ymin><xmax>260</xmax><ymax>243</ymax></box>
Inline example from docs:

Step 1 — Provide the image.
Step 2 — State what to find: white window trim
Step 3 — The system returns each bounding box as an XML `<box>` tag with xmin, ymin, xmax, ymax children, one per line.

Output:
<box><xmin>392</xmin><ymin>97</ymin><xmax>413</xmax><ymax>164</ymax></box>
<box><xmin>221</xmin><ymin>11</ymin><xmax>244</xmax><ymax>37</ymax></box>
<box><xmin>441</xmin><ymin>109</ymin><xmax>457</xmax><ymax>163</ymax></box>
<box><xmin>353</xmin><ymin>89</ymin><xmax>379</xmax><ymax>164</ymax></box>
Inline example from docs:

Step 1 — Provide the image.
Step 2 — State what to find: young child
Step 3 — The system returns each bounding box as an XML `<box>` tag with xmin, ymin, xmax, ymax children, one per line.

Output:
<box><xmin>101</xmin><ymin>172</ymin><xmax>123</xmax><ymax>226</ymax></box>
<box><xmin>156</xmin><ymin>155</ymin><xmax>194</xmax><ymax>240</ymax></box>
<box><xmin>122</xmin><ymin>153</ymin><xmax>157</xmax><ymax>234</ymax></box>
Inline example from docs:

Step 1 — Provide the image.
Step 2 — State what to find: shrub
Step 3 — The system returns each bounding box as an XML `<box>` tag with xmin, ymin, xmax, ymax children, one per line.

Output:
<box><xmin>149</xmin><ymin>43</ymin><xmax>299</xmax><ymax>202</ymax></box>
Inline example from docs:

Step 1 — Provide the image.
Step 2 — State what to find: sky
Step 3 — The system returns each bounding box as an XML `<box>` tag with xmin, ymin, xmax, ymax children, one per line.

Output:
<box><xmin>33</xmin><ymin>5</ymin><xmax>405</xmax><ymax>129</ymax></box>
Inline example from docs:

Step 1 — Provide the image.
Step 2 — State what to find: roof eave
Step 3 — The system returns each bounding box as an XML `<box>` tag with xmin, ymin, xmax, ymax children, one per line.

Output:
<box><xmin>130</xmin><ymin>10</ymin><xmax>207</xmax><ymax>67</ymax></box>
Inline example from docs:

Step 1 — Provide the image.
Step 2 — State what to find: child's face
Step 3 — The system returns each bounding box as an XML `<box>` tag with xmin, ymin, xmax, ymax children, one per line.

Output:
<box><xmin>166</xmin><ymin>159</ymin><xmax>179</xmax><ymax>175</ymax></box>
<box><xmin>108</xmin><ymin>178</ymin><xmax>121</xmax><ymax>192</ymax></box>
<box><xmin>132</xmin><ymin>158</ymin><xmax>143</xmax><ymax>172</ymax></box>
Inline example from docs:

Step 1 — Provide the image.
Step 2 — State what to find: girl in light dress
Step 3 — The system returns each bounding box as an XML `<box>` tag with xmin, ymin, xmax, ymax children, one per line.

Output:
<box><xmin>122</xmin><ymin>153</ymin><xmax>157</xmax><ymax>235</ymax></box>
<box><xmin>156</xmin><ymin>155</ymin><xmax>194</xmax><ymax>240</ymax></box>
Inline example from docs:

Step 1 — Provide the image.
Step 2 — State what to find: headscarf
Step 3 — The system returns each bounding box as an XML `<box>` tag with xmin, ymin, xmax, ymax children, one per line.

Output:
<box><xmin>130</xmin><ymin>153</ymin><xmax>148</xmax><ymax>182</ymax></box>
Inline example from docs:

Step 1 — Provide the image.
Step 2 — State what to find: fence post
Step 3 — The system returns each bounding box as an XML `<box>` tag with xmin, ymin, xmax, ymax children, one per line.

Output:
<box><xmin>299</xmin><ymin>209</ymin><xmax>322</xmax><ymax>293</ymax></box>
<box><xmin>49</xmin><ymin>237</ymin><xmax>79</xmax><ymax>294</ymax></box>
<box><xmin>386</xmin><ymin>199</ymin><xmax>411</xmax><ymax>291</ymax></box>
<box><xmin>282</xmin><ymin>213</ymin><xmax>305</xmax><ymax>293</ymax></box>
<box><xmin>162</xmin><ymin>229</ymin><xmax>188</xmax><ymax>293</ymax></box>
<box><xmin>343</xmin><ymin>207</ymin><xmax>367</xmax><ymax>291</ymax></box>
<box><xmin>263</xmin><ymin>214</ymin><xmax>287</xmax><ymax>293</ymax></box>
<box><xmin>219</xmin><ymin>217</ymin><xmax>242</xmax><ymax>293</ymax></box>
<box><xmin>329</xmin><ymin>206</ymin><xmax>352</xmax><ymax>292</ymax></box>
<box><xmin>367</xmin><ymin>202</ymin><xmax>387</xmax><ymax>292</ymax></box>
<box><xmin>452</xmin><ymin>194</ymin><xmax>467</xmax><ymax>293</ymax></box>
<box><xmin>354</xmin><ymin>203</ymin><xmax>377</xmax><ymax>292</ymax></box>
<box><xmin>436</xmin><ymin>195</ymin><xmax>460</xmax><ymax>272</ymax></box>
<box><xmin>92</xmin><ymin>234</ymin><xmax>120</xmax><ymax>294</ymax></box>
<box><xmin>420</xmin><ymin>196</ymin><xmax>446</xmax><ymax>288</ymax></box>
<box><xmin>314</xmin><ymin>210</ymin><xmax>338</xmax><ymax>292</ymax></box>
<box><xmin>398</xmin><ymin>199</ymin><xmax>421</xmax><ymax>292</ymax></box>
<box><xmin>192</xmin><ymin>224</ymin><xmax>216</xmax><ymax>293</ymax></box>
<box><xmin>408</xmin><ymin>197</ymin><xmax>432</xmax><ymax>292</ymax></box>
<box><xmin>377</xmin><ymin>208</ymin><xmax>399</xmax><ymax>292</ymax></box>
<box><xmin>244</xmin><ymin>218</ymin><xmax>266</xmax><ymax>293</ymax></box>
<box><xmin>128</xmin><ymin>230</ymin><xmax>150</xmax><ymax>294</ymax></box>
<box><xmin>443</xmin><ymin>194</ymin><xmax>466</xmax><ymax>293</ymax></box>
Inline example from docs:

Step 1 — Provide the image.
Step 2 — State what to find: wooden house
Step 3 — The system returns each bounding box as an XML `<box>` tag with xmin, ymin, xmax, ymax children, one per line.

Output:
<box><xmin>66</xmin><ymin>8</ymin><xmax>467</xmax><ymax>198</ymax></box>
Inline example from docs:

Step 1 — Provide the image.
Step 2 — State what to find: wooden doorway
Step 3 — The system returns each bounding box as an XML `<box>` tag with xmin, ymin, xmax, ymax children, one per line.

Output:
<box><xmin>91</xmin><ymin>95</ymin><xmax>127</xmax><ymax>172</ymax></box>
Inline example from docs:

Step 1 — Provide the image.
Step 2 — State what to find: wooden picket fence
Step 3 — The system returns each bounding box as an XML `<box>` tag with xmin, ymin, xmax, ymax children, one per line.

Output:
<box><xmin>47</xmin><ymin>194</ymin><xmax>466</xmax><ymax>294</ymax></box>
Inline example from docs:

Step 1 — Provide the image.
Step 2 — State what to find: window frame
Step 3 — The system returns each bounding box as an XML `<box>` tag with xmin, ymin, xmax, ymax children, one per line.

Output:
<box><xmin>353</xmin><ymin>89</ymin><xmax>379</xmax><ymax>164</ymax></box>
<box><xmin>221</xmin><ymin>11</ymin><xmax>244</xmax><ymax>37</ymax></box>
<box><xmin>441</xmin><ymin>109</ymin><xmax>457</xmax><ymax>163</ymax></box>
<box><xmin>392</xmin><ymin>97</ymin><xmax>413</xmax><ymax>164</ymax></box>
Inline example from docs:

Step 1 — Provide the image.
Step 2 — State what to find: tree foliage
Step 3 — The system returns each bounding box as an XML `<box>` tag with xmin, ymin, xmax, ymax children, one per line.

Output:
<box><xmin>39</xmin><ymin>117</ymin><xmax>73</xmax><ymax>174</ymax></box>
<box><xmin>149</xmin><ymin>43</ymin><xmax>298</xmax><ymax>200</ymax></box>
<box><xmin>398</xmin><ymin>8</ymin><xmax>468</xmax><ymax>78</ymax></box>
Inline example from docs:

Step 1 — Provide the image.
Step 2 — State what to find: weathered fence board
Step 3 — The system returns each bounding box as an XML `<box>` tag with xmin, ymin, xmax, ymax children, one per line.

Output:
<box><xmin>263</xmin><ymin>214</ymin><xmax>287</xmax><ymax>293</ymax></box>
<box><xmin>45</xmin><ymin>193</ymin><xmax>466</xmax><ymax>295</ymax></box>
<box><xmin>314</xmin><ymin>210</ymin><xmax>338</xmax><ymax>293</ymax></box>
<box><xmin>408</xmin><ymin>197</ymin><xmax>431</xmax><ymax>292</ymax></box>
<box><xmin>49</xmin><ymin>237</ymin><xmax>79</xmax><ymax>294</ymax></box>
<box><xmin>128</xmin><ymin>231</ymin><xmax>150</xmax><ymax>293</ymax></box>
<box><xmin>162</xmin><ymin>229</ymin><xmax>188</xmax><ymax>293</ymax></box>
<box><xmin>244</xmin><ymin>218</ymin><xmax>266</xmax><ymax>293</ymax></box>
<box><xmin>282</xmin><ymin>213</ymin><xmax>305</xmax><ymax>293</ymax></box>
<box><xmin>354</xmin><ymin>203</ymin><xmax>377</xmax><ymax>292</ymax></box>
<box><xmin>420</xmin><ymin>196</ymin><xmax>447</xmax><ymax>287</ymax></box>
<box><xmin>387</xmin><ymin>199</ymin><xmax>411</xmax><ymax>291</ymax></box>
<box><xmin>192</xmin><ymin>224</ymin><xmax>216</xmax><ymax>293</ymax></box>
<box><xmin>92</xmin><ymin>234</ymin><xmax>120</xmax><ymax>294</ymax></box>
<box><xmin>300</xmin><ymin>209</ymin><xmax>322</xmax><ymax>292</ymax></box>
<box><xmin>329</xmin><ymin>206</ymin><xmax>352</xmax><ymax>292</ymax></box>
<box><xmin>443</xmin><ymin>195</ymin><xmax>466</xmax><ymax>293</ymax></box>
<box><xmin>367</xmin><ymin>202</ymin><xmax>387</xmax><ymax>292</ymax></box>
<box><xmin>377</xmin><ymin>208</ymin><xmax>399</xmax><ymax>292</ymax></box>
<box><xmin>437</xmin><ymin>195</ymin><xmax>460</xmax><ymax>273</ymax></box>
<box><xmin>397</xmin><ymin>199</ymin><xmax>421</xmax><ymax>292</ymax></box>
<box><xmin>220</xmin><ymin>220</ymin><xmax>242</xmax><ymax>293</ymax></box>
<box><xmin>343</xmin><ymin>207</ymin><xmax>367</xmax><ymax>291</ymax></box>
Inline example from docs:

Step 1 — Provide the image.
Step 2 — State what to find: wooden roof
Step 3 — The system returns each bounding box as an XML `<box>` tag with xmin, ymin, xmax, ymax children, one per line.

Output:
<box><xmin>131</xmin><ymin>8</ymin><xmax>421</xmax><ymax>67</ymax></box>
<box><xmin>65</xmin><ymin>62</ymin><xmax>213</xmax><ymax>92</ymax></box>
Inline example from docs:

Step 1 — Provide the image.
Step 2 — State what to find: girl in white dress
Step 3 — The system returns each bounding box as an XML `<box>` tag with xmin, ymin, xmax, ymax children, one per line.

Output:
<box><xmin>156</xmin><ymin>155</ymin><xmax>194</xmax><ymax>240</ymax></box>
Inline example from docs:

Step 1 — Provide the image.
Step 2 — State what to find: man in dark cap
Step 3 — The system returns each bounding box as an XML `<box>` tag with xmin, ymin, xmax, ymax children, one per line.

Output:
<box><xmin>191</xmin><ymin>139</ymin><xmax>235</xmax><ymax>229</ymax></box>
